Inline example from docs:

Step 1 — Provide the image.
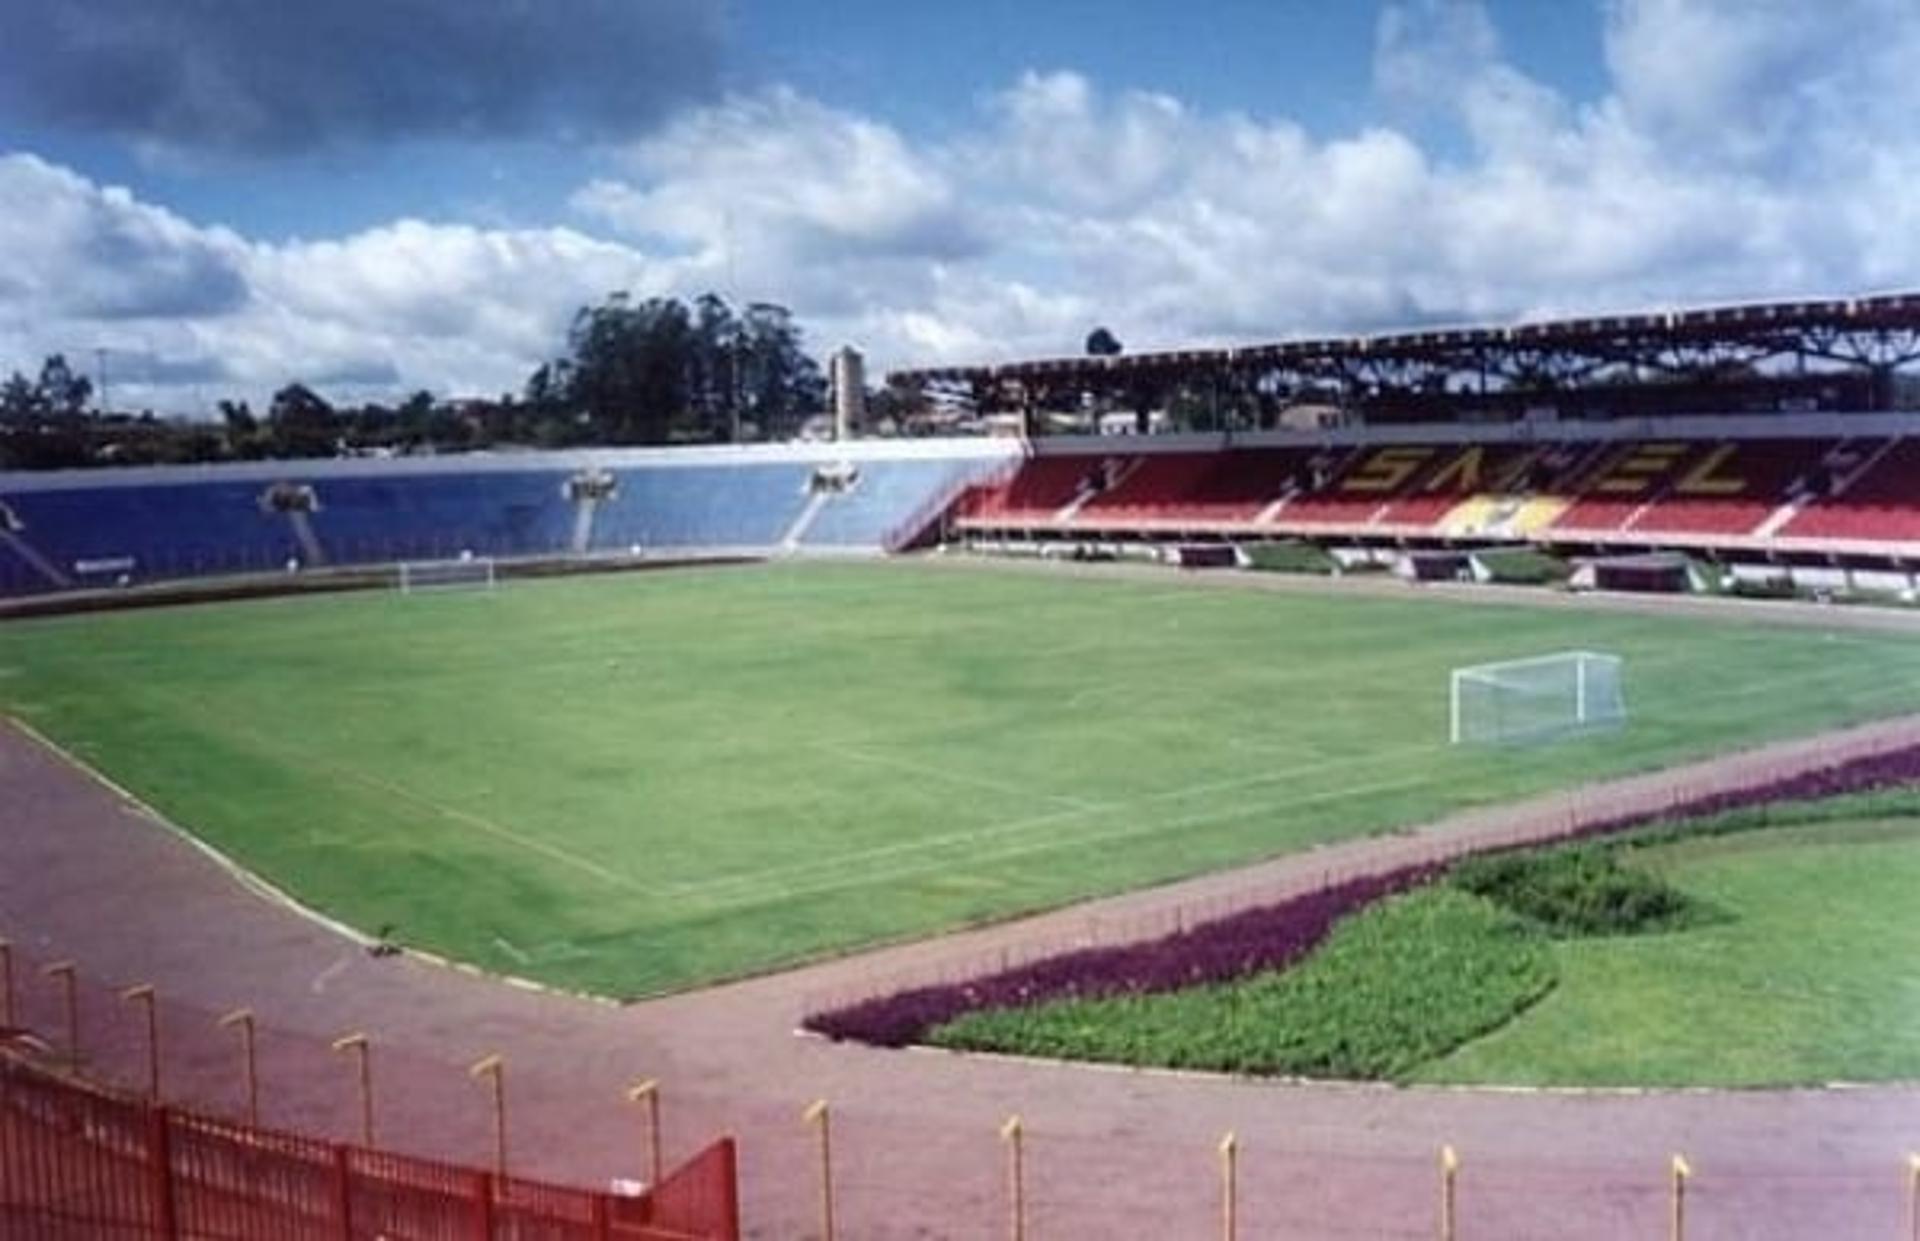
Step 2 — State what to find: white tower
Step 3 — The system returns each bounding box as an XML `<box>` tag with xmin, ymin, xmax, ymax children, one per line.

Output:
<box><xmin>830</xmin><ymin>346</ymin><xmax>866</xmax><ymax>441</ymax></box>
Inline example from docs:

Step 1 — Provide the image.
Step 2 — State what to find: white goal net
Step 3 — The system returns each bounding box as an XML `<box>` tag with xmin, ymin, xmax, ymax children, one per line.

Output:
<box><xmin>1449</xmin><ymin>651</ymin><xmax>1625</xmax><ymax>745</ymax></box>
<box><xmin>397</xmin><ymin>555</ymin><xmax>498</xmax><ymax>594</ymax></box>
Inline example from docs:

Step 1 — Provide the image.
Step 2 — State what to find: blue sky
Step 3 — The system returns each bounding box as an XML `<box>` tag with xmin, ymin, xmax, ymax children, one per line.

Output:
<box><xmin>1</xmin><ymin>1</ymin><xmax>1916</xmax><ymax>411</ymax></box>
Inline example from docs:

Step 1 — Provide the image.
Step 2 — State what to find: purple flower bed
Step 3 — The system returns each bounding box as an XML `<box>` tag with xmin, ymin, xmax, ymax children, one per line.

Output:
<box><xmin>806</xmin><ymin>742</ymin><xmax>1920</xmax><ymax>1048</ymax></box>
<box><xmin>1569</xmin><ymin>742</ymin><xmax>1920</xmax><ymax>841</ymax></box>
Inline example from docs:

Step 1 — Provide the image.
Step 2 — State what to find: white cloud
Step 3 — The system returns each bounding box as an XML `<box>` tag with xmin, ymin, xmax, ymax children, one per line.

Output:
<box><xmin>574</xmin><ymin>88</ymin><xmax>980</xmax><ymax>265</ymax></box>
<box><xmin>0</xmin><ymin>154</ymin><xmax>667</xmax><ymax>409</ymax></box>
<box><xmin>10</xmin><ymin>0</ymin><xmax>1920</xmax><ymax>410</ymax></box>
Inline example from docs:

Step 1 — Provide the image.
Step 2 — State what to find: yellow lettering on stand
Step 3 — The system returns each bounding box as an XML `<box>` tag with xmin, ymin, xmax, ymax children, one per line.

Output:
<box><xmin>1594</xmin><ymin>442</ymin><xmax>1687</xmax><ymax>494</ymax></box>
<box><xmin>1421</xmin><ymin>446</ymin><xmax>1484</xmax><ymax>494</ymax></box>
<box><xmin>1343</xmin><ymin>446</ymin><xmax>1434</xmax><ymax>493</ymax></box>
<box><xmin>1673</xmin><ymin>444</ymin><xmax>1748</xmax><ymax>495</ymax></box>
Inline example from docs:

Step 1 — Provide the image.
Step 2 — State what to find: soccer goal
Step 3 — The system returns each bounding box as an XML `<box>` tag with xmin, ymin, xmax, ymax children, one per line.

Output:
<box><xmin>396</xmin><ymin>555</ymin><xmax>498</xmax><ymax>594</ymax></box>
<box><xmin>1449</xmin><ymin>651</ymin><xmax>1625</xmax><ymax>745</ymax></box>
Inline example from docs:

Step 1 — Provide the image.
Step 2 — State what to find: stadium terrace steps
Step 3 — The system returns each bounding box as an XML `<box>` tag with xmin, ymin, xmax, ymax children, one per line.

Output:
<box><xmin>0</xmin><ymin>530</ymin><xmax>68</xmax><ymax>591</ymax></box>
<box><xmin>0</xmin><ymin>445</ymin><xmax>1017</xmax><ymax>596</ymax></box>
<box><xmin>781</xmin><ymin>489</ymin><xmax>834</xmax><ymax>550</ymax></box>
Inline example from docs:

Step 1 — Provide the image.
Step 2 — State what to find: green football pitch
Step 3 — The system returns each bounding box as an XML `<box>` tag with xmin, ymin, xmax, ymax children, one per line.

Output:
<box><xmin>5</xmin><ymin>561</ymin><xmax>1920</xmax><ymax>997</ymax></box>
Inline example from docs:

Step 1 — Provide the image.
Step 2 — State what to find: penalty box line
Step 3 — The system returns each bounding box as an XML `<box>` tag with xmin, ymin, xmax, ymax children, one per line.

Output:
<box><xmin>672</xmin><ymin>770</ymin><xmax>1443</xmax><ymax>914</ymax></box>
<box><xmin>667</xmin><ymin>736</ymin><xmax>1452</xmax><ymax>904</ymax></box>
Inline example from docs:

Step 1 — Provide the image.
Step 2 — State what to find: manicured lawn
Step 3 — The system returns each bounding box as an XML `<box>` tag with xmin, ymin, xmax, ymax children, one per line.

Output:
<box><xmin>4</xmin><ymin>560</ymin><xmax>1919</xmax><ymax>996</ymax></box>
<box><xmin>1422</xmin><ymin>818</ymin><xmax>1920</xmax><ymax>1086</ymax></box>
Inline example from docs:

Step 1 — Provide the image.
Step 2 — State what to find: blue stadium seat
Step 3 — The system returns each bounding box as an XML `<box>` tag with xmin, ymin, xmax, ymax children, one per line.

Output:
<box><xmin>309</xmin><ymin>471</ymin><xmax>575</xmax><ymax>565</ymax></box>
<box><xmin>591</xmin><ymin>463</ymin><xmax>814</xmax><ymax>551</ymax></box>
<box><xmin>803</xmin><ymin>458</ymin><xmax>984</xmax><ymax>547</ymax></box>
<box><xmin>4</xmin><ymin>483</ymin><xmax>300</xmax><ymax>586</ymax></box>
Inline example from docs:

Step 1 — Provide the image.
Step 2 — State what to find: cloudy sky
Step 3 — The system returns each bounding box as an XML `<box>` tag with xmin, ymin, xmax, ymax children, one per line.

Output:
<box><xmin>2</xmin><ymin>0</ymin><xmax>1918</xmax><ymax>413</ymax></box>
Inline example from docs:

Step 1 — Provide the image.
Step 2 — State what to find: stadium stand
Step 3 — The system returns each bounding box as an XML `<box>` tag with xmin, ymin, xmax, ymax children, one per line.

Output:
<box><xmin>954</xmin><ymin>454</ymin><xmax>1103</xmax><ymax>523</ymax></box>
<box><xmin>311</xmin><ymin>470</ymin><xmax>576</xmax><ymax>564</ymax></box>
<box><xmin>1624</xmin><ymin>439</ymin><xmax>1838</xmax><ymax>537</ymax></box>
<box><xmin>801</xmin><ymin>456</ymin><xmax>993</xmax><ymax>547</ymax></box>
<box><xmin>1779</xmin><ymin>437</ymin><xmax>1920</xmax><ymax>542</ymax></box>
<box><xmin>0</xmin><ymin>442</ymin><xmax>1018</xmax><ymax>597</ymax></box>
<box><xmin>591</xmin><ymin>462</ymin><xmax>815</xmax><ymax>552</ymax></box>
<box><xmin>3</xmin><ymin>481</ymin><xmax>303</xmax><ymax>586</ymax></box>
<box><xmin>951</xmin><ymin>422</ymin><xmax>1920</xmax><ymax>559</ymax></box>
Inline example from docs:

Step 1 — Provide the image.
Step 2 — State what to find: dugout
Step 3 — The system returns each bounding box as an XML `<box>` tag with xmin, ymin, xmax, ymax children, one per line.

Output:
<box><xmin>1394</xmin><ymin>550</ymin><xmax>1469</xmax><ymax>583</ymax></box>
<box><xmin>1586</xmin><ymin>552</ymin><xmax>1693</xmax><ymax>594</ymax></box>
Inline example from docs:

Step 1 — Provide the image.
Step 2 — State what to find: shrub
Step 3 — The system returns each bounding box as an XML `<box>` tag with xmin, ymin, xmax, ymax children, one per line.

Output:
<box><xmin>1448</xmin><ymin>846</ymin><xmax>1700</xmax><ymax>936</ymax></box>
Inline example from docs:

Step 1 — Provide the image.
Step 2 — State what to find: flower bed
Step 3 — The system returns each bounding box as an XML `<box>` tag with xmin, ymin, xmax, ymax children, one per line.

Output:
<box><xmin>805</xmin><ymin>741</ymin><xmax>1920</xmax><ymax>1047</ymax></box>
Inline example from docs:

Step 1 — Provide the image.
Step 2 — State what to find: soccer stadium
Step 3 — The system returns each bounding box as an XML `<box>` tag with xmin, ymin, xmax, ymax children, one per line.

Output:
<box><xmin>7</xmin><ymin>288</ymin><xmax>1920</xmax><ymax>1239</ymax></box>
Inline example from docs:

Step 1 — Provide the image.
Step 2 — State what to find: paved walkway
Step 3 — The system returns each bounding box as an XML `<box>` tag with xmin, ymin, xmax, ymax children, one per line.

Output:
<box><xmin>7</xmin><ymin>708</ymin><xmax>1920</xmax><ymax>1240</ymax></box>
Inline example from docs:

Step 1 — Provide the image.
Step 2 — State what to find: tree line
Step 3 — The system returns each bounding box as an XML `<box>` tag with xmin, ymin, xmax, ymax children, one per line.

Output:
<box><xmin>0</xmin><ymin>292</ymin><xmax>827</xmax><ymax>470</ymax></box>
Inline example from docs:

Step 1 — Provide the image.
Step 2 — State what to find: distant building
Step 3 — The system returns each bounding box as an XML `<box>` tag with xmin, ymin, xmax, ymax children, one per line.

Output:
<box><xmin>829</xmin><ymin>347</ymin><xmax>866</xmax><ymax>440</ymax></box>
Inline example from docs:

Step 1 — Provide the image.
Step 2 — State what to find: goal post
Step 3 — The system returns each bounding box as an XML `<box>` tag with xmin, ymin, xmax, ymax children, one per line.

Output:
<box><xmin>396</xmin><ymin>555</ymin><xmax>498</xmax><ymax>594</ymax></box>
<box><xmin>1449</xmin><ymin>651</ymin><xmax>1625</xmax><ymax>745</ymax></box>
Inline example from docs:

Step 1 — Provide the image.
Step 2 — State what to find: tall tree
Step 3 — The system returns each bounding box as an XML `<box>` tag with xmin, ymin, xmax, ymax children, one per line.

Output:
<box><xmin>36</xmin><ymin>354</ymin><xmax>92</xmax><ymax>416</ymax></box>
<box><xmin>266</xmin><ymin>383</ymin><xmax>337</xmax><ymax>458</ymax></box>
<box><xmin>1085</xmin><ymin>327</ymin><xmax>1124</xmax><ymax>357</ymax></box>
<box><xmin>0</xmin><ymin>371</ymin><xmax>44</xmax><ymax>425</ymax></box>
<box><xmin>738</xmin><ymin>302</ymin><xmax>823</xmax><ymax>439</ymax></box>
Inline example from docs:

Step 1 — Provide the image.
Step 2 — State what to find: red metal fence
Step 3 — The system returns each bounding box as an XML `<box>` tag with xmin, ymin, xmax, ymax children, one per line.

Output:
<box><xmin>0</xmin><ymin>1055</ymin><xmax>738</xmax><ymax>1240</ymax></box>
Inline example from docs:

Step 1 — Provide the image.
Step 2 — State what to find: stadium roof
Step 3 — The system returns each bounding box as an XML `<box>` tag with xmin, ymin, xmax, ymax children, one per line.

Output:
<box><xmin>889</xmin><ymin>292</ymin><xmax>1920</xmax><ymax>396</ymax></box>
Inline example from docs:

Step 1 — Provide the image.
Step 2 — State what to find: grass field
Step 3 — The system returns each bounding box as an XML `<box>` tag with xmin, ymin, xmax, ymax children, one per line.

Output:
<box><xmin>1424</xmin><ymin>817</ymin><xmax>1920</xmax><ymax>1086</ymax></box>
<box><xmin>6</xmin><ymin>561</ymin><xmax>1920</xmax><ymax>997</ymax></box>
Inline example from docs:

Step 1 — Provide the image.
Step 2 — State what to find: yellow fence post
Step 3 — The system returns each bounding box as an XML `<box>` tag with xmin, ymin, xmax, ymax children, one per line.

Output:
<box><xmin>330</xmin><ymin>1032</ymin><xmax>373</xmax><ymax>1146</ymax></box>
<box><xmin>218</xmin><ymin>1009</ymin><xmax>259</xmax><ymax>1127</ymax></box>
<box><xmin>468</xmin><ymin>1054</ymin><xmax>506</xmax><ymax>1177</ymax></box>
<box><xmin>627</xmin><ymin>1079</ymin><xmax>663</xmax><ymax>1187</ymax></box>
<box><xmin>1439</xmin><ymin>1145</ymin><xmax>1458</xmax><ymax>1241</ymax></box>
<box><xmin>1218</xmin><ymin>1132</ymin><xmax>1237</xmax><ymax>1241</ymax></box>
<box><xmin>1669</xmin><ymin>1154</ymin><xmax>1691</xmax><ymax>1241</ymax></box>
<box><xmin>802</xmin><ymin>1099</ymin><xmax>835</xmax><ymax>1241</ymax></box>
<box><xmin>119</xmin><ymin>984</ymin><xmax>160</xmax><ymax>1100</ymax></box>
<box><xmin>1907</xmin><ymin>1153</ymin><xmax>1919</xmax><ymax>1241</ymax></box>
<box><xmin>41</xmin><ymin>961</ymin><xmax>77</xmax><ymax>1066</ymax></box>
<box><xmin>1001</xmin><ymin>1114</ymin><xmax>1025</xmax><ymax>1241</ymax></box>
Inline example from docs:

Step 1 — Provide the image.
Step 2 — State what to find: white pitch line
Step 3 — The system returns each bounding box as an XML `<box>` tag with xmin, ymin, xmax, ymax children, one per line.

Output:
<box><xmin>661</xmin><ymin>666</ymin><xmax>1920</xmax><ymax>913</ymax></box>
<box><xmin>672</xmin><ymin>771</ymin><xmax>1439</xmax><ymax>913</ymax></box>
<box><xmin>126</xmin><ymin>696</ymin><xmax>657</xmax><ymax>897</ymax></box>
<box><xmin>812</xmin><ymin>741</ymin><xmax>1102</xmax><ymax>811</ymax></box>
<box><xmin>316</xmin><ymin>759</ymin><xmax>651</xmax><ymax>895</ymax></box>
<box><xmin>661</xmin><ymin>800</ymin><xmax>1101</xmax><ymax>899</ymax></box>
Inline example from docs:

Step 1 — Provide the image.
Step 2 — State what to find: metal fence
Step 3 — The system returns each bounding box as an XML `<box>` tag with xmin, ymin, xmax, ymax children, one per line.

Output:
<box><xmin>0</xmin><ymin>1055</ymin><xmax>739</xmax><ymax>1241</ymax></box>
